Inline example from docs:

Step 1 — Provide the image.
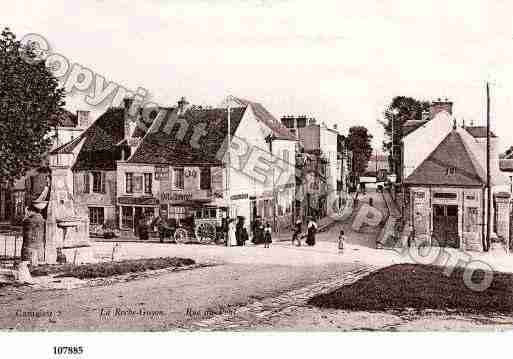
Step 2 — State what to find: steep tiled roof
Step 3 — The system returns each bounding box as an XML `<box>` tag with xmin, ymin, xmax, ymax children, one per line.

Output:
<box><xmin>464</xmin><ymin>126</ymin><xmax>497</xmax><ymax>138</ymax></box>
<box><xmin>128</xmin><ymin>107</ymin><xmax>246</xmax><ymax>166</ymax></box>
<box><xmin>51</xmin><ymin>108</ymin><xmax>126</xmax><ymax>171</ymax></box>
<box><xmin>232</xmin><ymin>98</ymin><xmax>296</xmax><ymax>140</ymax></box>
<box><xmin>405</xmin><ymin>130</ymin><xmax>486</xmax><ymax>186</ymax></box>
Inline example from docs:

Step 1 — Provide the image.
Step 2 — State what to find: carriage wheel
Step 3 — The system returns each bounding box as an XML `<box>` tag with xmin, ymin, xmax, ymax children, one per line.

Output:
<box><xmin>174</xmin><ymin>228</ymin><xmax>189</xmax><ymax>243</ymax></box>
<box><xmin>196</xmin><ymin>223</ymin><xmax>216</xmax><ymax>244</ymax></box>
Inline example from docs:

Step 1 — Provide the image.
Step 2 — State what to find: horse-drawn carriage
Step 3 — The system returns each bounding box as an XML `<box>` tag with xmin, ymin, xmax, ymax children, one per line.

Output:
<box><xmin>157</xmin><ymin>206</ymin><xmax>227</xmax><ymax>245</ymax></box>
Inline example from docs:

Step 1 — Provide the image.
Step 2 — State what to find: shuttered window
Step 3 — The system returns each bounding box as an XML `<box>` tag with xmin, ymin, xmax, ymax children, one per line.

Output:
<box><xmin>84</xmin><ymin>173</ymin><xmax>90</xmax><ymax>193</ymax></box>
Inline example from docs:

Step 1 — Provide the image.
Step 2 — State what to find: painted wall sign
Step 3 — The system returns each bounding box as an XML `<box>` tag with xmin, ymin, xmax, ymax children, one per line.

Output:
<box><xmin>184</xmin><ymin>169</ymin><xmax>197</xmax><ymax>178</ymax></box>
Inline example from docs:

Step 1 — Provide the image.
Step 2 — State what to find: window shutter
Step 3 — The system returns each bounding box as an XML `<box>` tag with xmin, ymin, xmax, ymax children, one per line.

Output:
<box><xmin>84</xmin><ymin>173</ymin><xmax>90</xmax><ymax>193</ymax></box>
<box><xmin>101</xmin><ymin>172</ymin><xmax>106</xmax><ymax>193</ymax></box>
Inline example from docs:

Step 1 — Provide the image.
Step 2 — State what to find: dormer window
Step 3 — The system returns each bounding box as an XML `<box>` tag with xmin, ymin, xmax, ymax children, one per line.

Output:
<box><xmin>446</xmin><ymin>167</ymin><xmax>456</xmax><ymax>176</ymax></box>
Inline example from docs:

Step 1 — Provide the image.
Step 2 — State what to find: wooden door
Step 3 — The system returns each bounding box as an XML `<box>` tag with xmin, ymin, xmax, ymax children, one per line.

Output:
<box><xmin>433</xmin><ymin>204</ymin><xmax>459</xmax><ymax>248</ymax></box>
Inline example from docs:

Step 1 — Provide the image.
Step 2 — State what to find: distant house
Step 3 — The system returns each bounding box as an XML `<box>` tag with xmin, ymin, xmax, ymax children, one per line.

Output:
<box><xmin>280</xmin><ymin>115</ymin><xmax>347</xmax><ymax>219</ymax></box>
<box><xmin>365</xmin><ymin>153</ymin><xmax>389</xmax><ymax>179</ymax></box>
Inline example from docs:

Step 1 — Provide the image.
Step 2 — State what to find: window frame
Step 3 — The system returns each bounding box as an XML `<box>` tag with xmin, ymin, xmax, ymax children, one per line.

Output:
<box><xmin>144</xmin><ymin>173</ymin><xmax>153</xmax><ymax>195</ymax></box>
<box><xmin>173</xmin><ymin>168</ymin><xmax>184</xmax><ymax>189</ymax></box>
<box><xmin>89</xmin><ymin>207</ymin><xmax>105</xmax><ymax>226</ymax></box>
<box><xmin>200</xmin><ymin>167</ymin><xmax>211</xmax><ymax>190</ymax></box>
<box><xmin>125</xmin><ymin>172</ymin><xmax>134</xmax><ymax>194</ymax></box>
<box><xmin>91</xmin><ymin>171</ymin><xmax>105</xmax><ymax>194</ymax></box>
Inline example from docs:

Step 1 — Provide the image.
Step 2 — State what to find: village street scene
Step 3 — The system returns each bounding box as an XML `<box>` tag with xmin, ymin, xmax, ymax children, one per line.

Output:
<box><xmin>2</xmin><ymin>1</ymin><xmax>513</xmax><ymax>334</ymax></box>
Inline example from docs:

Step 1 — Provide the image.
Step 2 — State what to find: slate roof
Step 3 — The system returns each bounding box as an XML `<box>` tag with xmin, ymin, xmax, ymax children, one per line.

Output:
<box><xmin>51</xmin><ymin>107</ymin><xmax>127</xmax><ymax>171</ymax></box>
<box><xmin>128</xmin><ymin>107</ymin><xmax>246</xmax><ymax>166</ymax></box>
<box><xmin>464</xmin><ymin>126</ymin><xmax>497</xmax><ymax>138</ymax></box>
<box><xmin>232</xmin><ymin>98</ymin><xmax>296</xmax><ymax>140</ymax></box>
<box><xmin>404</xmin><ymin>129</ymin><xmax>486</xmax><ymax>187</ymax></box>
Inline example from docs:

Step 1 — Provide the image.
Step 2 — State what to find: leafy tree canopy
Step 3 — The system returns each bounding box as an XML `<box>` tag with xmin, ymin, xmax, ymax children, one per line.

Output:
<box><xmin>347</xmin><ymin>126</ymin><xmax>373</xmax><ymax>176</ymax></box>
<box><xmin>0</xmin><ymin>27</ymin><xmax>65</xmax><ymax>181</ymax></box>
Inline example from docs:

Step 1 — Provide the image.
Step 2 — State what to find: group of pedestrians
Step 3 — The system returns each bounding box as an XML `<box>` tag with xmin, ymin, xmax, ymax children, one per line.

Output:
<box><xmin>227</xmin><ymin>216</ymin><xmax>250</xmax><ymax>246</ymax></box>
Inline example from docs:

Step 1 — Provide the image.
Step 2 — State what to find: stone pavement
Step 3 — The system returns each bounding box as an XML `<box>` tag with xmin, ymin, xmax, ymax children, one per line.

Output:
<box><xmin>181</xmin><ymin>264</ymin><xmax>379</xmax><ymax>331</ymax></box>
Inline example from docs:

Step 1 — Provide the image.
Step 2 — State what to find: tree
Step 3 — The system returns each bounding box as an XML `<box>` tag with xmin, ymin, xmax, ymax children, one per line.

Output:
<box><xmin>379</xmin><ymin>96</ymin><xmax>430</xmax><ymax>180</ymax></box>
<box><xmin>0</xmin><ymin>27</ymin><xmax>65</xmax><ymax>182</ymax></box>
<box><xmin>346</xmin><ymin>126</ymin><xmax>373</xmax><ymax>178</ymax></box>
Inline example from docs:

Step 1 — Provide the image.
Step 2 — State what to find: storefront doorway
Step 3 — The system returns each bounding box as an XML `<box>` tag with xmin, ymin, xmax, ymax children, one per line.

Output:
<box><xmin>433</xmin><ymin>204</ymin><xmax>459</xmax><ymax>248</ymax></box>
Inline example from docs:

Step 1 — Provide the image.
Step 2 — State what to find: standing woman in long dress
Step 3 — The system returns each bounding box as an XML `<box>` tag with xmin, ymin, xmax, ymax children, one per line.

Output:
<box><xmin>228</xmin><ymin>218</ymin><xmax>237</xmax><ymax>247</ymax></box>
<box><xmin>306</xmin><ymin>218</ymin><xmax>317</xmax><ymax>246</ymax></box>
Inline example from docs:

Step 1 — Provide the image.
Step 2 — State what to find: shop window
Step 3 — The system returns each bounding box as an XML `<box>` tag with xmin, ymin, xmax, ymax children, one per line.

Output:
<box><xmin>174</xmin><ymin>168</ymin><xmax>184</xmax><ymax>189</ymax></box>
<box><xmin>89</xmin><ymin>207</ymin><xmax>105</xmax><ymax>225</ymax></box>
<box><xmin>169</xmin><ymin>206</ymin><xmax>186</xmax><ymax>219</ymax></box>
<box><xmin>121</xmin><ymin>206</ymin><xmax>134</xmax><ymax>229</ymax></box>
<box><xmin>446</xmin><ymin>206</ymin><xmax>458</xmax><ymax>217</ymax></box>
<box><xmin>144</xmin><ymin>173</ymin><xmax>153</xmax><ymax>194</ymax></box>
<box><xmin>200</xmin><ymin>167</ymin><xmax>211</xmax><ymax>190</ymax></box>
<box><xmin>144</xmin><ymin>207</ymin><xmax>155</xmax><ymax>219</ymax></box>
<box><xmin>160</xmin><ymin>204</ymin><xmax>168</xmax><ymax>219</ymax></box>
<box><xmin>92</xmin><ymin>172</ymin><xmax>106</xmax><ymax>193</ymax></box>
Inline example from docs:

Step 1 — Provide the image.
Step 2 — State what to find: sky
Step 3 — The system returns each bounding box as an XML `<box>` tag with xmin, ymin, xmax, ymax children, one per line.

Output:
<box><xmin>4</xmin><ymin>0</ymin><xmax>513</xmax><ymax>151</ymax></box>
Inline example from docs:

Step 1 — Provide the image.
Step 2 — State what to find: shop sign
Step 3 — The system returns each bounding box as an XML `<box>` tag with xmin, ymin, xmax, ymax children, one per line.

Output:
<box><xmin>118</xmin><ymin>196</ymin><xmax>159</xmax><ymax>206</ymax></box>
<box><xmin>230</xmin><ymin>193</ymin><xmax>248</xmax><ymax>200</ymax></box>
<box><xmin>161</xmin><ymin>192</ymin><xmax>193</xmax><ymax>202</ymax></box>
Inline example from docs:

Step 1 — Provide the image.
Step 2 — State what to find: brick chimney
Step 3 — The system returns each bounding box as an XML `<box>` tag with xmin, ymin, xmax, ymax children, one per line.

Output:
<box><xmin>429</xmin><ymin>98</ymin><xmax>453</xmax><ymax>119</ymax></box>
<box><xmin>76</xmin><ymin>110</ymin><xmax>91</xmax><ymax>129</ymax></box>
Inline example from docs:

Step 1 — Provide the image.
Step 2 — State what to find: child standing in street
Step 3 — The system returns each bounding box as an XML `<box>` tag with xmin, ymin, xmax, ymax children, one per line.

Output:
<box><xmin>338</xmin><ymin>230</ymin><xmax>345</xmax><ymax>254</ymax></box>
<box><xmin>264</xmin><ymin>222</ymin><xmax>272</xmax><ymax>248</ymax></box>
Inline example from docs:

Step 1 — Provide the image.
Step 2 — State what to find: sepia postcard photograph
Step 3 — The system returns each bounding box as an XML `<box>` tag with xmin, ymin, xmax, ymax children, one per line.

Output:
<box><xmin>1</xmin><ymin>0</ymin><xmax>513</xmax><ymax>357</ymax></box>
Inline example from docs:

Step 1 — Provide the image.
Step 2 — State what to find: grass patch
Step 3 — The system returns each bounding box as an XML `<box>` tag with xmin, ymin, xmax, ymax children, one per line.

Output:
<box><xmin>30</xmin><ymin>257</ymin><xmax>195</xmax><ymax>280</ymax></box>
<box><xmin>308</xmin><ymin>264</ymin><xmax>513</xmax><ymax>315</ymax></box>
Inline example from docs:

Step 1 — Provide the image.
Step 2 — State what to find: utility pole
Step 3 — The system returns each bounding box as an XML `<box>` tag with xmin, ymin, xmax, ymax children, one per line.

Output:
<box><xmin>486</xmin><ymin>82</ymin><xmax>491</xmax><ymax>252</ymax></box>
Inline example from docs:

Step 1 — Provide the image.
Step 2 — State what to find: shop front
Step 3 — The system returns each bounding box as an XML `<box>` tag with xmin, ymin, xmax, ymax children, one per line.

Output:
<box><xmin>410</xmin><ymin>186</ymin><xmax>485</xmax><ymax>250</ymax></box>
<box><xmin>118</xmin><ymin>196</ymin><xmax>159</xmax><ymax>234</ymax></box>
